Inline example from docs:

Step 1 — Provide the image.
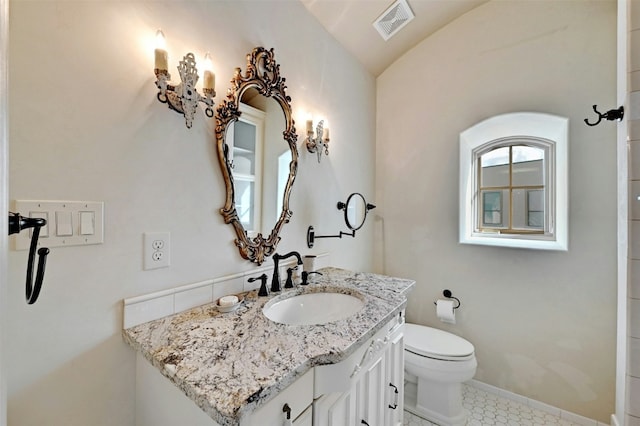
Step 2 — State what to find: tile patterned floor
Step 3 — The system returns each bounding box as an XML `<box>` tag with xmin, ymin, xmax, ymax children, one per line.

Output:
<box><xmin>403</xmin><ymin>384</ymin><xmax>581</xmax><ymax>426</ymax></box>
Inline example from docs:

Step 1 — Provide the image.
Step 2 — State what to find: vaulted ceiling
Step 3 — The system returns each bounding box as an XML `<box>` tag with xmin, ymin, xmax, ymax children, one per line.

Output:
<box><xmin>300</xmin><ymin>0</ymin><xmax>488</xmax><ymax>77</ymax></box>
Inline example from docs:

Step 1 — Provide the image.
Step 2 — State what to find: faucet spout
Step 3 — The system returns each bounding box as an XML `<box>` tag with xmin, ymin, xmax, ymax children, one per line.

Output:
<box><xmin>271</xmin><ymin>251</ymin><xmax>303</xmax><ymax>292</ymax></box>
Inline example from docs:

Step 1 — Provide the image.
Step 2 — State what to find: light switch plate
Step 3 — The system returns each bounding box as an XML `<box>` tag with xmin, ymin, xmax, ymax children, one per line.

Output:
<box><xmin>13</xmin><ymin>200</ymin><xmax>104</xmax><ymax>250</ymax></box>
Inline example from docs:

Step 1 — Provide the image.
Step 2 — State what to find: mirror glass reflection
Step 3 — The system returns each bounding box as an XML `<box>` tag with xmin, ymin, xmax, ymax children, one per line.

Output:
<box><xmin>344</xmin><ymin>193</ymin><xmax>368</xmax><ymax>231</ymax></box>
<box><xmin>226</xmin><ymin>88</ymin><xmax>288</xmax><ymax>237</ymax></box>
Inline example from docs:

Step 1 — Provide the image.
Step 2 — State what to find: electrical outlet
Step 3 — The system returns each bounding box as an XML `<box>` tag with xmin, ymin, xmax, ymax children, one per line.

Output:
<box><xmin>144</xmin><ymin>232</ymin><xmax>170</xmax><ymax>270</ymax></box>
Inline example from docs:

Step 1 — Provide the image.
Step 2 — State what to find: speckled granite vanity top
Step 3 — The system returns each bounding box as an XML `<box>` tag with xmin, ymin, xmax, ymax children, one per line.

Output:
<box><xmin>123</xmin><ymin>267</ymin><xmax>415</xmax><ymax>426</ymax></box>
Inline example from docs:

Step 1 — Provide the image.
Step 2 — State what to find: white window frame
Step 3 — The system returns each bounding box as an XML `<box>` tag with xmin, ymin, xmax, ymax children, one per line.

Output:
<box><xmin>459</xmin><ymin>112</ymin><xmax>568</xmax><ymax>250</ymax></box>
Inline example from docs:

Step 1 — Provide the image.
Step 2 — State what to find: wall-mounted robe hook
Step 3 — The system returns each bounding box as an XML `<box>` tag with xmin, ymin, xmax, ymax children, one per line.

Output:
<box><xmin>8</xmin><ymin>212</ymin><xmax>50</xmax><ymax>304</ymax></box>
<box><xmin>584</xmin><ymin>104</ymin><xmax>624</xmax><ymax>126</ymax></box>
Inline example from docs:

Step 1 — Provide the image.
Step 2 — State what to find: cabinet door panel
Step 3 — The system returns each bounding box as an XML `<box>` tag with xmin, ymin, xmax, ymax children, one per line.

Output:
<box><xmin>385</xmin><ymin>332</ymin><xmax>404</xmax><ymax>426</ymax></box>
<box><xmin>313</xmin><ymin>391</ymin><xmax>356</xmax><ymax>426</ymax></box>
<box><xmin>248</xmin><ymin>369</ymin><xmax>313</xmax><ymax>426</ymax></box>
<box><xmin>292</xmin><ymin>404</ymin><xmax>313</xmax><ymax>426</ymax></box>
<box><xmin>356</xmin><ymin>353</ymin><xmax>386</xmax><ymax>426</ymax></box>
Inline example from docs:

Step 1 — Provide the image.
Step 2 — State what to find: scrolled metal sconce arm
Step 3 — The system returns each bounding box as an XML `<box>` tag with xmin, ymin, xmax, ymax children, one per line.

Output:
<box><xmin>154</xmin><ymin>52</ymin><xmax>216</xmax><ymax>129</ymax></box>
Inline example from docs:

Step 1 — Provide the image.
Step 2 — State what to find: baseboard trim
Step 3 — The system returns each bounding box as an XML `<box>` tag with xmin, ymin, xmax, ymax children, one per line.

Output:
<box><xmin>467</xmin><ymin>380</ymin><xmax>609</xmax><ymax>426</ymax></box>
<box><xmin>610</xmin><ymin>414</ymin><xmax>619</xmax><ymax>426</ymax></box>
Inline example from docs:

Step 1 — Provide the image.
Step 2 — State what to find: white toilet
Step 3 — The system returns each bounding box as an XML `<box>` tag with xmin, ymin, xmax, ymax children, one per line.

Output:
<box><xmin>404</xmin><ymin>323</ymin><xmax>477</xmax><ymax>426</ymax></box>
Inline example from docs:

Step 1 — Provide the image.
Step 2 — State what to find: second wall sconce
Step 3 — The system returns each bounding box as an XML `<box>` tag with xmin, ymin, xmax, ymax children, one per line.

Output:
<box><xmin>153</xmin><ymin>29</ymin><xmax>216</xmax><ymax>129</ymax></box>
<box><xmin>305</xmin><ymin>118</ymin><xmax>330</xmax><ymax>162</ymax></box>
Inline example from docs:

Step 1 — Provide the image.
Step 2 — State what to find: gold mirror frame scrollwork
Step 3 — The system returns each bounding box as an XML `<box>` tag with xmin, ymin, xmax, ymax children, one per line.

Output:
<box><xmin>215</xmin><ymin>47</ymin><xmax>298</xmax><ymax>265</ymax></box>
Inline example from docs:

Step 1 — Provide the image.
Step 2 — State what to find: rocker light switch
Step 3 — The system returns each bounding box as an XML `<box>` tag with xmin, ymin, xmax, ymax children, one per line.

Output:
<box><xmin>79</xmin><ymin>211</ymin><xmax>95</xmax><ymax>235</ymax></box>
<box><xmin>55</xmin><ymin>211</ymin><xmax>73</xmax><ymax>236</ymax></box>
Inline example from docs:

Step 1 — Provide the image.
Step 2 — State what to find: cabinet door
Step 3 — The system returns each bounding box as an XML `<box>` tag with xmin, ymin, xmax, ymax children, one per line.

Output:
<box><xmin>292</xmin><ymin>404</ymin><xmax>312</xmax><ymax>426</ymax></box>
<box><xmin>313</xmin><ymin>390</ymin><xmax>356</xmax><ymax>426</ymax></box>
<box><xmin>385</xmin><ymin>331</ymin><xmax>404</xmax><ymax>426</ymax></box>
<box><xmin>246</xmin><ymin>369</ymin><xmax>313</xmax><ymax>426</ymax></box>
<box><xmin>355</xmin><ymin>351</ymin><xmax>386</xmax><ymax>426</ymax></box>
<box><xmin>314</xmin><ymin>315</ymin><xmax>405</xmax><ymax>426</ymax></box>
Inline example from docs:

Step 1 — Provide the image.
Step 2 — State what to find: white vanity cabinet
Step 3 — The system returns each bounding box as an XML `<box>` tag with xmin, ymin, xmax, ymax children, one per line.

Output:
<box><xmin>135</xmin><ymin>352</ymin><xmax>314</xmax><ymax>426</ymax></box>
<box><xmin>134</xmin><ymin>314</ymin><xmax>404</xmax><ymax>426</ymax></box>
<box><xmin>313</xmin><ymin>312</ymin><xmax>405</xmax><ymax>426</ymax></box>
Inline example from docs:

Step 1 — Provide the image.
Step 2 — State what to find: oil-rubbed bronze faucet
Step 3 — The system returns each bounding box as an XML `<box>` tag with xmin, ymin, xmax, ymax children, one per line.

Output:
<box><xmin>271</xmin><ymin>251</ymin><xmax>303</xmax><ymax>292</ymax></box>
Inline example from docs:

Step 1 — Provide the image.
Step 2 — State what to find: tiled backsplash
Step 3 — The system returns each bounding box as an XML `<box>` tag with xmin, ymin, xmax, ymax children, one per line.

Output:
<box><xmin>123</xmin><ymin>253</ymin><xmax>329</xmax><ymax>329</ymax></box>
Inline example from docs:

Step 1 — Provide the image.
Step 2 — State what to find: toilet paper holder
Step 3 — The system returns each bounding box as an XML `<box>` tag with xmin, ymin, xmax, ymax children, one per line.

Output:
<box><xmin>434</xmin><ymin>289</ymin><xmax>461</xmax><ymax>309</ymax></box>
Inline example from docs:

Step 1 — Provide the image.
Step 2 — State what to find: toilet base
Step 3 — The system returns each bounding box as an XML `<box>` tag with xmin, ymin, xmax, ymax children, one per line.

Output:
<box><xmin>404</xmin><ymin>379</ymin><xmax>469</xmax><ymax>426</ymax></box>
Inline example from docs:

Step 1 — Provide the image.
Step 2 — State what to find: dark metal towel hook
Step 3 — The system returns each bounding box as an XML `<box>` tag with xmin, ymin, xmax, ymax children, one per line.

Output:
<box><xmin>8</xmin><ymin>212</ymin><xmax>50</xmax><ymax>304</ymax></box>
<box><xmin>584</xmin><ymin>104</ymin><xmax>624</xmax><ymax>126</ymax></box>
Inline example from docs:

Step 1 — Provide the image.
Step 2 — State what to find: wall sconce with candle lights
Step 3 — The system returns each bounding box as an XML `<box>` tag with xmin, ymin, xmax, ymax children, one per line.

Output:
<box><xmin>153</xmin><ymin>29</ymin><xmax>216</xmax><ymax>128</ymax></box>
<box><xmin>305</xmin><ymin>117</ymin><xmax>330</xmax><ymax>162</ymax></box>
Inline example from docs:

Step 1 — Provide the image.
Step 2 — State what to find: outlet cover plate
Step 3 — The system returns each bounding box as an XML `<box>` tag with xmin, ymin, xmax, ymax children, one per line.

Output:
<box><xmin>144</xmin><ymin>232</ymin><xmax>170</xmax><ymax>270</ymax></box>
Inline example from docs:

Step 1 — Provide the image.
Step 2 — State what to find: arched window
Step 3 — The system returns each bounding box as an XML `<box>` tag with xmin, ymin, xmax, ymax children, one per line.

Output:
<box><xmin>459</xmin><ymin>113</ymin><xmax>568</xmax><ymax>250</ymax></box>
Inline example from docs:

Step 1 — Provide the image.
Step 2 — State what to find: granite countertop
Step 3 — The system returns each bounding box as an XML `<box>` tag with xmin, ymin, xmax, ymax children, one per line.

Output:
<box><xmin>123</xmin><ymin>267</ymin><xmax>415</xmax><ymax>426</ymax></box>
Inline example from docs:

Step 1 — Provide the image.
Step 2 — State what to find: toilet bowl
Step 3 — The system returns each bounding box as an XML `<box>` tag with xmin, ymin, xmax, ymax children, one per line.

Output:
<box><xmin>404</xmin><ymin>323</ymin><xmax>477</xmax><ymax>426</ymax></box>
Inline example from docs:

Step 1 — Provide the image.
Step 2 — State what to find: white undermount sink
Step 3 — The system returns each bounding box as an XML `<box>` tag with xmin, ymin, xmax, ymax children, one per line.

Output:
<box><xmin>263</xmin><ymin>290</ymin><xmax>365</xmax><ymax>326</ymax></box>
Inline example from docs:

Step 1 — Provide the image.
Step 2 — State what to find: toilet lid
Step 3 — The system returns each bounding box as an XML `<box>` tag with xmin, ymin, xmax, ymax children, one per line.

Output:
<box><xmin>404</xmin><ymin>324</ymin><xmax>474</xmax><ymax>360</ymax></box>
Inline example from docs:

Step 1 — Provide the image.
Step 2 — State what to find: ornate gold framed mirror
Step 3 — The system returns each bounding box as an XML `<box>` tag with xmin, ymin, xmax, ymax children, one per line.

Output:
<box><xmin>215</xmin><ymin>47</ymin><xmax>298</xmax><ymax>265</ymax></box>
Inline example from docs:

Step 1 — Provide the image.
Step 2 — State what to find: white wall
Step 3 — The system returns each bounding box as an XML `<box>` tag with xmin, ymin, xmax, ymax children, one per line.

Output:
<box><xmin>615</xmin><ymin>1</ymin><xmax>628</xmax><ymax>423</ymax></box>
<box><xmin>376</xmin><ymin>0</ymin><xmax>617</xmax><ymax>422</ymax></box>
<box><xmin>1</xmin><ymin>0</ymin><xmax>8</xmax><ymax>424</ymax></box>
<box><xmin>625</xmin><ymin>1</ymin><xmax>640</xmax><ymax>422</ymax></box>
<box><xmin>6</xmin><ymin>1</ymin><xmax>375</xmax><ymax>424</ymax></box>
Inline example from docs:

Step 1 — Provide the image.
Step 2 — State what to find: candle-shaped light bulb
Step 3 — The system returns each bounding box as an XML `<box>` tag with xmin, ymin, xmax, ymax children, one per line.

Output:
<box><xmin>306</xmin><ymin>114</ymin><xmax>313</xmax><ymax>134</ymax></box>
<box><xmin>154</xmin><ymin>29</ymin><xmax>168</xmax><ymax>71</ymax></box>
<box><xmin>323</xmin><ymin>126</ymin><xmax>330</xmax><ymax>140</ymax></box>
<box><xmin>203</xmin><ymin>52</ymin><xmax>215</xmax><ymax>91</ymax></box>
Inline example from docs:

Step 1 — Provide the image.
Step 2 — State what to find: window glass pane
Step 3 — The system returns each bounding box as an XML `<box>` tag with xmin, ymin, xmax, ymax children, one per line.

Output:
<box><xmin>512</xmin><ymin>145</ymin><xmax>544</xmax><ymax>186</ymax></box>
<box><xmin>528</xmin><ymin>211</ymin><xmax>544</xmax><ymax>228</ymax></box>
<box><xmin>511</xmin><ymin>188</ymin><xmax>527</xmax><ymax>229</ymax></box>
<box><xmin>480</xmin><ymin>190</ymin><xmax>508</xmax><ymax>228</ymax></box>
<box><xmin>512</xmin><ymin>145</ymin><xmax>544</xmax><ymax>163</ymax></box>
<box><xmin>511</xmin><ymin>188</ymin><xmax>544</xmax><ymax>230</ymax></box>
<box><xmin>480</xmin><ymin>147</ymin><xmax>509</xmax><ymax>187</ymax></box>
<box><xmin>481</xmin><ymin>147</ymin><xmax>510</xmax><ymax>166</ymax></box>
<box><xmin>527</xmin><ymin>190</ymin><xmax>544</xmax><ymax>229</ymax></box>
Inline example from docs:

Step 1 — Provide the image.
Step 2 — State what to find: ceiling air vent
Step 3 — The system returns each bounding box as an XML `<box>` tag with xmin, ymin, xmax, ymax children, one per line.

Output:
<box><xmin>373</xmin><ymin>0</ymin><xmax>415</xmax><ymax>41</ymax></box>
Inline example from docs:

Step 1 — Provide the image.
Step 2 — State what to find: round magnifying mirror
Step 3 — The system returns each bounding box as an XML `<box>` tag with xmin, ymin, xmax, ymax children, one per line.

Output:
<box><xmin>343</xmin><ymin>193</ymin><xmax>368</xmax><ymax>231</ymax></box>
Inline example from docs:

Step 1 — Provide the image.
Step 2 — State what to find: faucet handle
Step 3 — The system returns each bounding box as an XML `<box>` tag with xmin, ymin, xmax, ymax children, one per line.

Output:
<box><xmin>301</xmin><ymin>271</ymin><xmax>323</xmax><ymax>286</ymax></box>
<box><xmin>284</xmin><ymin>267</ymin><xmax>295</xmax><ymax>289</ymax></box>
<box><xmin>248</xmin><ymin>273</ymin><xmax>269</xmax><ymax>296</ymax></box>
